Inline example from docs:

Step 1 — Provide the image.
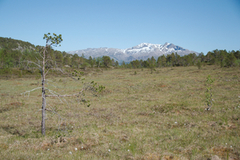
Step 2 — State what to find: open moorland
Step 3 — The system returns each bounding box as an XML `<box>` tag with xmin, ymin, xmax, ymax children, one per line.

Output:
<box><xmin>0</xmin><ymin>66</ymin><xmax>239</xmax><ymax>160</ymax></box>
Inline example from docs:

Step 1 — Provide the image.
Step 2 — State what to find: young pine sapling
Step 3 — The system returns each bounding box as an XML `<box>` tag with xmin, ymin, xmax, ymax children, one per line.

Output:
<box><xmin>21</xmin><ymin>33</ymin><xmax>104</xmax><ymax>135</ymax></box>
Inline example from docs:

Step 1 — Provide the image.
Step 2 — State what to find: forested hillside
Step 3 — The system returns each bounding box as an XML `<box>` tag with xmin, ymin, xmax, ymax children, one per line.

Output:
<box><xmin>0</xmin><ymin>37</ymin><xmax>86</xmax><ymax>70</ymax></box>
<box><xmin>0</xmin><ymin>37</ymin><xmax>35</xmax><ymax>50</ymax></box>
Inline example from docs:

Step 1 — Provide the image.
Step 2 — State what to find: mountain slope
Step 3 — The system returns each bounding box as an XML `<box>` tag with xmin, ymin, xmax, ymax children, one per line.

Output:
<box><xmin>68</xmin><ymin>42</ymin><xmax>198</xmax><ymax>62</ymax></box>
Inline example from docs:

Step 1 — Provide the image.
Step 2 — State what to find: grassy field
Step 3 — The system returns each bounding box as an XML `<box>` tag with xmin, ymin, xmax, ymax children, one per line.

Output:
<box><xmin>0</xmin><ymin>66</ymin><xmax>239</xmax><ymax>160</ymax></box>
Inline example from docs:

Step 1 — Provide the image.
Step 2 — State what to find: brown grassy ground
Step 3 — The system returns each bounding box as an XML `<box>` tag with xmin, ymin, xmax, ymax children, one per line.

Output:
<box><xmin>0</xmin><ymin>66</ymin><xmax>239</xmax><ymax>160</ymax></box>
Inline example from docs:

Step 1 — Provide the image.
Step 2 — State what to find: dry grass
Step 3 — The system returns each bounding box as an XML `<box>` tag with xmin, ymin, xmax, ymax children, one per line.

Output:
<box><xmin>0</xmin><ymin>66</ymin><xmax>239</xmax><ymax>160</ymax></box>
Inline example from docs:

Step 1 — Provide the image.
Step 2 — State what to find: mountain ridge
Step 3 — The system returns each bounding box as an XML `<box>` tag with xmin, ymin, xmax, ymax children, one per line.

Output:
<box><xmin>68</xmin><ymin>42</ymin><xmax>198</xmax><ymax>62</ymax></box>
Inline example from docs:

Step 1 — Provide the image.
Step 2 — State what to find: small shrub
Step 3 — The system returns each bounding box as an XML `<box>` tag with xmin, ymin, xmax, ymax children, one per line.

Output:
<box><xmin>205</xmin><ymin>75</ymin><xmax>214</xmax><ymax>110</ymax></box>
<box><xmin>18</xmin><ymin>70</ymin><xmax>22</xmax><ymax>78</ymax></box>
<box><xmin>197</xmin><ymin>61</ymin><xmax>202</xmax><ymax>69</ymax></box>
<box><xmin>79</xmin><ymin>71</ymin><xmax>84</xmax><ymax>75</ymax></box>
<box><xmin>0</xmin><ymin>68</ymin><xmax>12</xmax><ymax>74</ymax></box>
<box><xmin>220</xmin><ymin>60</ymin><xmax>225</xmax><ymax>68</ymax></box>
<box><xmin>35</xmin><ymin>73</ymin><xmax>41</xmax><ymax>80</ymax></box>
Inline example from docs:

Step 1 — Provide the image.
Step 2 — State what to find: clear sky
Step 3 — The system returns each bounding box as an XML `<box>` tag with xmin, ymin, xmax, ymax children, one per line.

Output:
<box><xmin>0</xmin><ymin>0</ymin><xmax>240</xmax><ymax>54</ymax></box>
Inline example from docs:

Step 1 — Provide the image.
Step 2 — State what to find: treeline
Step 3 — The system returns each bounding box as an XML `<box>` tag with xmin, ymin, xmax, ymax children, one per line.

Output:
<box><xmin>0</xmin><ymin>46</ymin><xmax>69</xmax><ymax>69</ymax></box>
<box><xmin>0</xmin><ymin>48</ymin><xmax>239</xmax><ymax>71</ymax></box>
<box><xmin>123</xmin><ymin>50</ymin><xmax>240</xmax><ymax>69</ymax></box>
<box><xmin>0</xmin><ymin>37</ymin><xmax>239</xmax><ymax>71</ymax></box>
<box><xmin>0</xmin><ymin>47</ymin><xmax>119</xmax><ymax>69</ymax></box>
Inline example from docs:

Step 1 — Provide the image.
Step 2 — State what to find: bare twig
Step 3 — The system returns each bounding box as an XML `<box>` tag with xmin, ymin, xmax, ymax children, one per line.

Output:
<box><xmin>45</xmin><ymin>79</ymin><xmax>57</xmax><ymax>88</ymax></box>
<box><xmin>21</xmin><ymin>87</ymin><xmax>42</xmax><ymax>98</ymax></box>
<box><xmin>45</xmin><ymin>67</ymin><xmax>78</xmax><ymax>81</ymax></box>
<box><xmin>46</xmin><ymin>105</ymin><xmax>68</xmax><ymax>131</ymax></box>
<box><xmin>47</xmin><ymin>89</ymin><xmax>71</xmax><ymax>107</ymax></box>
<box><xmin>23</xmin><ymin>60</ymin><xmax>42</xmax><ymax>69</ymax></box>
<box><xmin>47</xmin><ymin>89</ymin><xmax>64</xmax><ymax>103</ymax></box>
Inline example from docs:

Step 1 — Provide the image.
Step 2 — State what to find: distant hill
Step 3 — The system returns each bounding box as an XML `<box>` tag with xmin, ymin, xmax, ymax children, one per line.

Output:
<box><xmin>0</xmin><ymin>37</ymin><xmax>36</xmax><ymax>51</ymax></box>
<box><xmin>68</xmin><ymin>42</ymin><xmax>198</xmax><ymax>62</ymax></box>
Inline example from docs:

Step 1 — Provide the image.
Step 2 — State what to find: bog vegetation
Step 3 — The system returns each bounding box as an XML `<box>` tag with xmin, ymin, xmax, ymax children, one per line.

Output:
<box><xmin>0</xmin><ymin>36</ymin><xmax>240</xmax><ymax>159</ymax></box>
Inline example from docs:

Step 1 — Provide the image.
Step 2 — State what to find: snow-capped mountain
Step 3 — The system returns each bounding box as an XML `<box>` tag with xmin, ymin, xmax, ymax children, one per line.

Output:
<box><xmin>68</xmin><ymin>42</ymin><xmax>198</xmax><ymax>63</ymax></box>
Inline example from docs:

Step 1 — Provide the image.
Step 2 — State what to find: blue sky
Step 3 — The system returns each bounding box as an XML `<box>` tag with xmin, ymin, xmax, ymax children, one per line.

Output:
<box><xmin>0</xmin><ymin>0</ymin><xmax>240</xmax><ymax>54</ymax></box>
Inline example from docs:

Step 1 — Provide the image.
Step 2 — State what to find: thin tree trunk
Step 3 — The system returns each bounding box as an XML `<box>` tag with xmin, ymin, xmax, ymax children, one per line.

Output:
<box><xmin>41</xmin><ymin>46</ymin><xmax>46</xmax><ymax>135</ymax></box>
